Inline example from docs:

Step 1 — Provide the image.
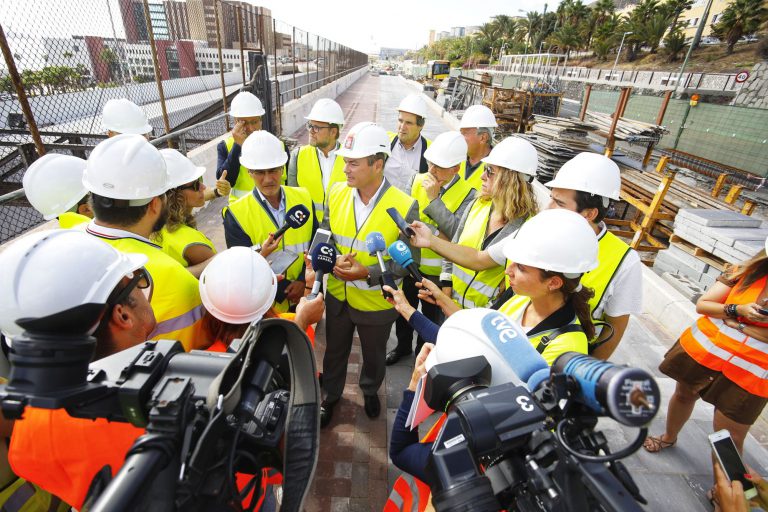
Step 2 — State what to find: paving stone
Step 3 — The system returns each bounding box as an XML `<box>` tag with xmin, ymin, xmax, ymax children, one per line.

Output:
<box><xmin>660</xmin><ymin>272</ymin><xmax>704</xmax><ymax>302</ymax></box>
<box><xmin>701</xmin><ymin>226</ymin><xmax>768</xmax><ymax>246</ymax></box>
<box><xmin>667</xmin><ymin>245</ymin><xmax>709</xmax><ymax>273</ymax></box>
<box><xmin>676</xmin><ymin>208</ymin><xmax>762</xmax><ymax>228</ymax></box>
<box><xmin>673</xmin><ymin>225</ymin><xmax>717</xmax><ymax>253</ymax></box>
<box><xmin>656</xmin><ymin>250</ymin><xmax>704</xmax><ymax>281</ymax></box>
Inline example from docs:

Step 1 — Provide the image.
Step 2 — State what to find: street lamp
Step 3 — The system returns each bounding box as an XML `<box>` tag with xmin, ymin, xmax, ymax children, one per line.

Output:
<box><xmin>611</xmin><ymin>31</ymin><xmax>632</xmax><ymax>81</ymax></box>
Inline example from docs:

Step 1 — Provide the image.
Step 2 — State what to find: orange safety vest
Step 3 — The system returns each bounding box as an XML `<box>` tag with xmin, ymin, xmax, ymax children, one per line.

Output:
<box><xmin>205</xmin><ymin>313</ymin><xmax>315</xmax><ymax>353</ymax></box>
<box><xmin>679</xmin><ymin>275</ymin><xmax>768</xmax><ymax>398</ymax></box>
<box><xmin>384</xmin><ymin>415</ymin><xmax>447</xmax><ymax>512</ymax></box>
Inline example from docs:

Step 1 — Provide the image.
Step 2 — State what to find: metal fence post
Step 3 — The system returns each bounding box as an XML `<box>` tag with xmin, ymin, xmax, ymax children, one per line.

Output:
<box><xmin>237</xmin><ymin>5</ymin><xmax>246</xmax><ymax>85</ymax></box>
<box><xmin>214</xmin><ymin>0</ymin><xmax>230</xmax><ymax>131</ymax></box>
<box><xmin>142</xmin><ymin>0</ymin><xmax>172</xmax><ymax>143</ymax></box>
<box><xmin>292</xmin><ymin>27</ymin><xmax>297</xmax><ymax>99</ymax></box>
<box><xmin>316</xmin><ymin>35</ymin><xmax>320</xmax><ymax>90</ymax></box>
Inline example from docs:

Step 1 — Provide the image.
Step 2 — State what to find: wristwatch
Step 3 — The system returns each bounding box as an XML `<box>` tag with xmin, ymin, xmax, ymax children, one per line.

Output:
<box><xmin>737</xmin><ymin>322</ymin><xmax>746</xmax><ymax>332</ymax></box>
<box><xmin>214</xmin><ymin>188</ymin><xmax>221</xmax><ymax>198</ymax></box>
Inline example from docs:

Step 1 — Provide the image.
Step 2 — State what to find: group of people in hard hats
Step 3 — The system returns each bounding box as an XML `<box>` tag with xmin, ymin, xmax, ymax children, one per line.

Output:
<box><xmin>0</xmin><ymin>88</ymin><xmax>651</xmax><ymax>511</ymax></box>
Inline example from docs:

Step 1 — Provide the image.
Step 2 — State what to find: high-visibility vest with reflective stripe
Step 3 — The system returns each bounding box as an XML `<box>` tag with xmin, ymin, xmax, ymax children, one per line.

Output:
<box><xmin>326</xmin><ymin>182</ymin><xmax>416</xmax><ymax>312</ymax></box>
<box><xmin>295</xmin><ymin>144</ymin><xmax>346</xmax><ymax>222</ymax></box>
<box><xmin>497</xmin><ymin>295</ymin><xmax>589</xmax><ymax>366</ymax></box>
<box><xmin>0</xmin><ymin>478</ymin><xmax>70</xmax><ymax>512</ymax></box>
<box><xmin>451</xmin><ymin>199</ymin><xmax>505</xmax><ymax>309</ymax></box>
<box><xmin>154</xmin><ymin>224</ymin><xmax>216</xmax><ymax>267</ymax></box>
<box><xmin>87</xmin><ymin>230</ymin><xmax>205</xmax><ymax>351</ymax></box>
<box><xmin>9</xmin><ymin>407</ymin><xmax>143</xmax><ymax>510</ymax></box>
<box><xmin>583</xmin><ymin>231</ymin><xmax>631</xmax><ymax>324</ymax></box>
<box><xmin>57</xmin><ymin>212</ymin><xmax>90</xmax><ymax>229</ymax></box>
<box><xmin>225</xmin><ymin>136</ymin><xmax>287</xmax><ymax>202</ymax></box>
<box><xmin>459</xmin><ymin>160</ymin><xmax>486</xmax><ymax>191</ymax></box>
<box><xmin>411</xmin><ymin>174</ymin><xmax>474</xmax><ymax>277</ymax></box>
<box><xmin>679</xmin><ymin>276</ymin><xmax>768</xmax><ymax>397</ymax></box>
<box><xmin>225</xmin><ymin>186</ymin><xmax>314</xmax><ymax>312</ymax></box>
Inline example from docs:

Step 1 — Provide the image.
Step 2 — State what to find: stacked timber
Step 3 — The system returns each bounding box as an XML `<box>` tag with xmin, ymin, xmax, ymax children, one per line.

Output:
<box><xmin>523</xmin><ymin>116</ymin><xmax>599</xmax><ymax>182</ymax></box>
<box><xmin>585</xmin><ymin>111</ymin><xmax>668</xmax><ymax>143</ymax></box>
<box><xmin>513</xmin><ymin>133</ymin><xmax>582</xmax><ymax>183</ymax></box>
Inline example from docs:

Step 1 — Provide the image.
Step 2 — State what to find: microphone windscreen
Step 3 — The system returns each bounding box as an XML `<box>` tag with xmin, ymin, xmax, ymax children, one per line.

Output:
<box><xmin>364</xmin><ymin>231</ymin><xmax>387</xmax><ymax>253</ymax></box>
<box><xmin>310</xmin><ymin>243</ymin><xmax>336</xmax><ymax>273</ymax></box>
<box><xmin>387</xmin><ymin>240</ymin><xmax>414</xmax><ymax>267</ymax></box>
<box><xmin>285</xmin><ymin>204</ymin><xmax>311</xmax><ymax>229</ymax></box>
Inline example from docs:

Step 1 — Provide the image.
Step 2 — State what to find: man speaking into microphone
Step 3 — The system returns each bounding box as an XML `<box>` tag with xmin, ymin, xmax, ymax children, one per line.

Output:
<box><xmin>223</xmin><ymin>130</ymin><xmax>317</xmax><ymax>312</ymax></box>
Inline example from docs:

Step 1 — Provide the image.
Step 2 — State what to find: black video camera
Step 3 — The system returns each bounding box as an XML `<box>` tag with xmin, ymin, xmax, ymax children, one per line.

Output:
<box><xmin>423</xmin><ymin>353</ymin><xmax>661</xmax><ymax>512</ymax></box>
<box><xmin>0</xmin><ymin>318</ymin><xmax>320</xmax><ymax>512</ymax></box>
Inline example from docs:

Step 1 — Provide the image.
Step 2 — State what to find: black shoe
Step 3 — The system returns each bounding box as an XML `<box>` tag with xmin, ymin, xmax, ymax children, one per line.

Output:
<box><xmin>320</xmin><ymin>400</ymin><xmax>337</xmax><ymax>428</ymax></box>
<box><xmin>385</xmin><ymin>349</ymin><xmax>411</xmax><ymax>366</ymax></box>
<box><xmin>363</xmin><ymin>394</ymin><xmax>380</xmax><ymax>419</ymax></box>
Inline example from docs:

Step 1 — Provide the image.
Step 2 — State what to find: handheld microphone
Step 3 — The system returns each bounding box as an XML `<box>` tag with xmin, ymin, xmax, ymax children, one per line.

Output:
<box><xmin>387</xmin><ymin>240</ymin><xmax>423</xmax><ymax>282</ymax></box>
<box><xmin>386</xmin><ymin>207</ymin><xmax>415</xmax><ymax>238</ymax></box>
<box><xmin>307</xmin><ymin>243</ymin><xmax>336</xmax><ymax>300</ymax></box>
<box><xmin>272</xmin><ymin>204</ymin><xmax>310</xmax><ymax>239</ymax></box>
<box><xmin>364</xmin><ymin>232</ymin><xmax>396</xmax><ymax>299</ymax></box>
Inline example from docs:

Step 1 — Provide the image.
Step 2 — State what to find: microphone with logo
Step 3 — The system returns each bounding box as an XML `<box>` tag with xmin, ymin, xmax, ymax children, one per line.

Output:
<box><xmin>271</xmin><ymin>204</ymin><xmax>311</xmax><ymax>240</ymax></box>
<box><xmin>365</xmin><ymin>232</ymin><xmax>397</xmax><ymax>299</ymax></box>
<box><xmin>387</xmin><ymin>240</ymin><xmax>423</xmax><ymax>282</ymax></box>
<box><xmin>307</xmin><ymin>242</ymin><xmax>336</xmax><ymax>300</ymax></box>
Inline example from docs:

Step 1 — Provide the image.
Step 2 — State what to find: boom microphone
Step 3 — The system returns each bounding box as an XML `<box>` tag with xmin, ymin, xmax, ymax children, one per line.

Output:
<box><xmin>307</xmin><ymin>243</ymin><xmax>336</xmax><ymax>300</ymax></box>
<box><xmin>387</xmin><ymin>240</ymin><xmax>423</xmax><ymax>282</ymax></box>
<box><xmin>272</xmin><ymin>204</ymin><xmax>311</xmax><ymax>239</ymax></box>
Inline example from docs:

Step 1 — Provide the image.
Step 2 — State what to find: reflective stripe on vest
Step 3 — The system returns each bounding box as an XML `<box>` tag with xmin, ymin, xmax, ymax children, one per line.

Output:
<box><xmin>384</xmin><ymin>473</ymin><xmax>431</xmax><ymax>512</ymax></box>
<box><xmin>679</xmin><ymin>276</ymin><xmax>768</xmax><ymax>397</ymax></box>
<box><xmin>225</xmin><ymin>186</ymin><xmax>314</xmax><ymax>312</ymax></box>
<box><xmin>225</xmin><ymin>136</ymin><xmax>287</xmax><ymax>203</ymax></box>
<box><xmin>295</xmin><ymin>144</ymin><xmax>346</xmax><ymax>222</ymax></box>
<box><xmin>497</xmin><ymin>295</ymin><xmax>589</xmax><ymax>366</ymax></box>
<box><xmin>411</xmin><ymin>174</ymin><xmax>473</xmax><ymax>276</ymax></box>
<box><xmin>87</xmin><ymin>230</ymin><xmax>205</xmax><ymax>351</ymax></box>
<box><xmin>459</xmin><ymin>160</ymin><xmax>485</xmax><ymax>191</ymax></box>
<box><xmin>583</xmin><ymin>231</ymin><xmax>631</xmax><ymax>324</ymax></box>
<box><xmin>0</xmin><ymin>478</ymin><xmax>69</xmax><ymax>512</ymax></box>
<box><xmin>57</xmin><ymin>212</ymin><xmax>90</xmax><ymax>229</ymax></box>
<box><xmin>327</xmin><ymin>182</ymin><xmax>415</xmax><ymax>311</ymax></box>
<box><xmin>451</xmin><ymin>199</ymin><xmax>505</xmax><ymax>309</ymax></box>
<box><xmin>153</xmin><ymin>224</ymin><xmax>216</xmax><ymax>267</ymax></box>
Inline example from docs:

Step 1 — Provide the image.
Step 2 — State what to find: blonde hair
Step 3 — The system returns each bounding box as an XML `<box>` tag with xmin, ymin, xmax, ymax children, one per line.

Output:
<box><xmin>480</xmin><ymin>167</ymin><xmax>538</xmax><ymax>223</ymax></box>
<box><xmin>725</xmin><ymin>250</ymin><xmax>768</xmax><ymax>292</ymax></box>
<box><xmin>153</xmin><ymin>188</ymin><xmax>194</xmax><ymax>245</ymax></box>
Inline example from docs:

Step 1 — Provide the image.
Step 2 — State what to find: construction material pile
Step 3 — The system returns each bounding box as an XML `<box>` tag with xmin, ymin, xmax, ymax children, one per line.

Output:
<box><xmin>521</xmin><ymin>116</ymin><xmax>599</xmax><ymax>182</ymax></box>
<box><xmin>482</xmin><ymin>87</ymin><xmax>528</xmax><ymax>137</ymax></box>
<box><xmin>585</xmin><ymin>111</ymin><xmax>668</xmax><ymax>145</ymax></box>
<box><xmin>513</xmin><ymin>133</ymin><xmax>581</xmax><ymax>183</ymax></box>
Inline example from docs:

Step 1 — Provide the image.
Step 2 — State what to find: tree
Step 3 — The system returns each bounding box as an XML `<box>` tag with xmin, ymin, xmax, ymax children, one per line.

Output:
<box><xmin>663</xmin><ymin>23</ymin><xmax>688</xmax><ymax>61</ymax></box>
<box><xmin>664</xmin><ymin>0</ymin><xmax>694</xmax><ymax>29</ymax></box>
<box><xmin>550</xmin><ymin>25</ymin><xmax>582</xmax><ymax>56</ymax></box>
<box><xmin>711</xmin><ymin>0</ymin><xmax>767</xmax><ymax>54</ymax></box>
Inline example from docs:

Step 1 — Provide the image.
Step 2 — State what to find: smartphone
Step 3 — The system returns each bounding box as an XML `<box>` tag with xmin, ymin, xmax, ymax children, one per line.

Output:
<box><xmin>386</xmin><ymin>207</ymin><xmax>415</xmax><ymax>238</ymax></box>
<box><xmin>758</xmin><ymin>307</ymin><xmax>768</xmax><ymax>316</ymax></box>
<box><xmin>709</xmin><ymin>429</ymin><xmax>758</xmax><ymax>499</ymax></box>
<box><xmin>309</xmin><ymin>228</ymin><xmax>332</xmax><ymax>257</ymax></box>
<box><xmin>265</xmin><ymin>249</ymin><xmax>299</xmax><ymax>276</ymax></box>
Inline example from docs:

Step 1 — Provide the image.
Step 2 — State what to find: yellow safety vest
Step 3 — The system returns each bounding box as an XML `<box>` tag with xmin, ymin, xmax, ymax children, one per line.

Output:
<box><xmin>295</xmin><ymin>144</ymin><xmax>346</xmax><ymax>222</ymax></box>
<box><xmin>583</xmin><ymin>231</ymin><xmax>632</xmax><ymax>324</ymax></box>
<box><xmin>86</xmin><ymin>228</ymin><xmax>205</xmax><ymax>351</ymax></box>
<box><xmin>0</xmin><ymin>478</ymin><xmax>70</xmax><ymax>512</ymax></box>
<box><xmin>153</xmin><ymin>224</ymin><xmax>216</xmax><ymax>267</ymax></box>
<box><xmin>411</xmin><ymin>174</ymin><xmax>473</xmax><ymax>276</ymax></box>
<box><xmin>326</xmin><ymin>182</ymin><xmax>416</xmax><ymax>312</ymax></box>
<box><xmin>497</xmin><ymin>295</ymin><xmax>589</xmax><ymax>365</ymax></box>
<box><xmin>459</xmin><ymin>159</ymin><xmax>486</xmax><ymax>191</ymax></box>
<box><xmin>57</xmin><ymin>212</ymin><xmax>90</xmax><ymax>229</ymax></box>
<box><xmin>225</xmin><ymin>136</ymin><xmax>287</xmax><ymax>202</ymax></box>
<box><xmin>224</xmin><ymin>186</ymin><xmax>314</xmax><ymax>312</ymax></box>
<box><xmin>451</xmin><ymin>199</ymin><xmax>505</xmax><ymax>309</ymax></box>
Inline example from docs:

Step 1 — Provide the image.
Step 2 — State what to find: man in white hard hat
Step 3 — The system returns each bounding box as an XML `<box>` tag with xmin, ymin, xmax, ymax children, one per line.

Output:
<box><xmin>286</xmin><ymin>98</ymin><xmax>346</xmax><ymax>221</ymax></box>
<box><xmin>319</xmin><ymin>121</ymin><xmax>420</xmax><ymax>427</ymax></box>
<box><xmin>223</xmin><ymin>131</ymin><xmax>316</xmax><ymax>312</ymax></box>
<box><xmin>387</xmin><ymin>131</ymin><xmax>476</xmax><ymax>366</ymax></box>
<box><xmin>409</xmin><ymin>152</ymin><xmax>642</xmax><ymax>360</ymax></box>
<box><xmin>383</xmin><ymin>94</ymin><xmax>432</xmax><ymax>192</ymax></box>
<box><xmin>102</xmin><ymin>98</ymin><xmax>152</xmax><ymax>138</ymax></box>
<box><xmin>82</xmin><ymin>134</ymin><xmax>207</xmax><ymax>351</ymax></box>
<box><xmin>22</xmin><ymin>153</ymin><xmax>93</xmax><ymax>229</ymax></box>
<box><xmin>458</xmin><ymin>104</ymin><xmax>497</xmax><ymax>191</ymax></box>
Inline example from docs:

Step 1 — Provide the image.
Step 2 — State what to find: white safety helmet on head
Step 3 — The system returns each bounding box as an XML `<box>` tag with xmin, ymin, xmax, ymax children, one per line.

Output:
<box><xmin>83</xmin><ymin>134</ymin><xmax>169</xmax><ymax>204</ymax></box>
<box><xmin>397</xmin><ymin>94</ymin><xmax>429</xmax><ymax>119</ymax></box>
<box><xmin>0</xmin><ymin>230</ymin><xmax>147</xmax><ymax>337</ymax></box>
<box><xmin>482</xmin><ymin>137</ymin><xmax>539</xmax><ymax>178</ymax></box>
<box><xmin>423</xmin><ymin>131</ymin><xmax>467</xmax><ymax>168</ymax></box>
<box><xmin>199</xmin><ymin>247</ymin><xmax>278</xmax><ymax>324</ymax></box>
<box><xmin>337</xmin><ymin>122</ymin><xmax>391</xmax><ymax>159</ymax></box>
<box><xmin>503</xmin><ymin>209</ymin><xmax>598</xmax><ymax>276</ymax></box>
<box><xmin>545</xmin><ymin>152</ymin><xmax>621</xmax><ymax>205</ymax></box>
<box><xmin>161</xmin><ymin>149</ymin><xmax>206</xmax><ymax>189</ymax></box>
<box><xmin>239</xmin><ymin>131</ymin><xmax>287</xmax><ymax>170</ymax></box>
<box><xmin>23</xmin><ymin>154</ymin><xmax>88</xmax><ymax>220</ymax></box>
<box><xmin>459</xmin><ymin>104</ymin><xmax>498</xmax><ymax>129</ymax></box>
<box><xmin>305</xmin><ymin>98</ymin><xmax>345</xmax><ymax>125</ymax></box>
<box><xmin>102</xmin><ymin>98</ymin><xmax>152</xmax><ymax>135</ymax></box>
<box><xmin>230</xmin><ymin>91</ymin><xmax>265</xmax><ymax>118</ymax></box>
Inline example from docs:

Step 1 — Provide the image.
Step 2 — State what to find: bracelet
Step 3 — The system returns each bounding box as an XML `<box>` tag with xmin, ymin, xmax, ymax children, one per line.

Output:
<box><xmin>214</xmin><ymin>188</ymin><xmax>221</xmax><ymax>198</ymax></box>
<box><xmin>305</xmin><ymin>286</ymin><xmax>312</xmax><ymax>290</ymax></box>
<box><xmin>724</xmin><ymin>303</ymin><xmax>739</xmax><ymax>318</ymax></box>
<box><xmin>737</xmin><ymin>322</ymin><xmax>746</xmax><ymax>332</ymax></box>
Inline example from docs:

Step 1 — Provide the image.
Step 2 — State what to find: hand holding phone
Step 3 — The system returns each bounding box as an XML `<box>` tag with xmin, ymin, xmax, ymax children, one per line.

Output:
<box><xmin>709</xmin><ymin>429</ymin><xmax>758</xmax><ymax>500</ymax></box>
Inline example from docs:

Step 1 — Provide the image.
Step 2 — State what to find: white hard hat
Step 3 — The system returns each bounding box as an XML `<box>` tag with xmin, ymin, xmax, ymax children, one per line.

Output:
<box><xmin>546</xmin><ymin>152</ymin><xmax>621</xmax><ymax>202</ymax></box>
<box><xmin>459</xmin><ymin>104</ymin><xmax>498</xmax><ymax>129</ymax></box>
<box><xmin>423</xmin><ymin>131</ymin><xmax>467</xmax><ymax>168</ymax></box>
<box><xmin>0</xmin><ymin>230</ymin><xmax>147</xmax><ymax>337</ymax></box>
<box><xmin>337</xmin><ymin>122</ymin><xmax>391</xmax><ymax>159</ymax></box>
<box><xmin>305</xmin><ymin>98</ymin><xmax>345</xmax><ymax>125</ymax></box>
<box><xmin>397</xmin><ymin>94</ymin><xmax>429</xmax><ymax>119</ymax></box>
<box><xmin>482</xmin><ymin>137</ymin><xmax>538</xmax><ymax>177</ymax></box>
<box><xmin>23</xmin><ymin>154</ymin><xmax>88</xmax><ymax>220</ymax></box>
<box><xmin>83</xmin><ymin>134</ymin><xmax>170</xmax><ymax>203</ymax></box>
<box><xmin>102</xmin><ymin>98</ymin><xmax>152</xmax><ymax>135</ymax></box>
<box><xmin>239</xmin><ymin>131</ymin><xmax>287</xmax><ymax>170</ymax></box>
<box><xmin>503</xmin><ymin>209</ymin><xmax>598</xmax><ymax>275</ymax></box>
<box><xmin>230</xmin><ymin>91</ymin><xmax>265</xmax><ymax>118</ymax></box>
<box><xmin>160</xmin><ymin>149</ymin><xmax>206</xmax><ymax>189</ymax></box>
<box><xmin>199</xmin><ymin>247</ymin><xmax>278</xmax><ymax>324</ymax></box>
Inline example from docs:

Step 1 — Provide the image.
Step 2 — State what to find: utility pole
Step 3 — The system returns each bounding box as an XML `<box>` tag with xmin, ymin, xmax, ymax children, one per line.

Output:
<box><xmin>674</xmin><ymin>0</ymin><xmax>714</xmax><ymax>95</ymax></box>
<box><xmin>611</xmin><ymin>31</ymin><xmax>632</xmax><ymax>80</ymax></box>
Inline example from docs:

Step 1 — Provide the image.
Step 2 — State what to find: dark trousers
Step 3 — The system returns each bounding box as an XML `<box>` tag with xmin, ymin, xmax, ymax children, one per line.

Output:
<box><xmin>394</xmin><ymin>275</ymin><xmax>443</xmax><ymax>356</ymax></box>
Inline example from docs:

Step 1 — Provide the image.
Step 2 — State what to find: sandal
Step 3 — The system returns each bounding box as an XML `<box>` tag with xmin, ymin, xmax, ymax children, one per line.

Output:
<box><xmin>642</xmin><ymin>435</ymin><xmax>676</xmax><ymax>453</ymax></box>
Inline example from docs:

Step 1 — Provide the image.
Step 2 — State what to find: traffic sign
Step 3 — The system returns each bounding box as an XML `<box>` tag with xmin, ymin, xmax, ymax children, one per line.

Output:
<box><xmin>735</xmin><ymin>71</ymin><xmax>750</xmax><ymax>83</ymax></box>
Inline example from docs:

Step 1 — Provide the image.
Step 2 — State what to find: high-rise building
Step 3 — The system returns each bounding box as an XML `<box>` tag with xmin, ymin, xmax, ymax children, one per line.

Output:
<box><xmin>428</xmin><ymin>30</ymin><xmax>435</xmax><ymax>45</ymax></box>
<box><xmin>119</xmin><ymin>0</ymin><xmax>170</xmax><ymax>43</ymax></box>
<box><xmin>164</xmin><ymin>0</ymin><xmax>190</xmax><ymax>40</ymax></box>
<box><xmin>186</xmin><ymin>0</ymin><xmax>271</xmax><ymax>50</ymax></box>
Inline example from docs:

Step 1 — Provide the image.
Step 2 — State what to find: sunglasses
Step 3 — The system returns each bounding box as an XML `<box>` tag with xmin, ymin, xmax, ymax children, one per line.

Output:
<box><xmin>107</xmin><ymin>267</ymin><xmax>152</xmax><ymax>307</ymax></box>
<box><xmin>482</xmin><ymin>166</ymin><xmax>496</xmax><ymax>178</ymax></box>
<box><xmin>178</xmin><ymin>177</ymin><xmax>203</xmax><ymax>192</ymax></box>
<box><xmin>306</xmin><ymin>123</ymin><xmax>331</xmax><ymax>133</ymax></box>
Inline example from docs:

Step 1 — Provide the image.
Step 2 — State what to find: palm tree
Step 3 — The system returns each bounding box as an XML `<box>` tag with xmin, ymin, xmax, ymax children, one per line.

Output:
<box><xmin>664</xmin><ymin>0</ymin><xmax>694</xmax><ymax>29</ymax></box>
<box><xmin>711</xmin><ymin>0</ymin><xmax>767</xmax><ymax>54</ymax></box>
<box><xmin>663</xmin><ymin>23</ymin><xmax>688</xmax><ymax>61</ymax></box>
<box><xmin>585</xmin><ymin>0</ymin><xmax>616</xmax><ymax>47</ymax></box>
<box><xmin>550</xmin><ymin>25</ymin><xmax>582</xmax><ymax>56</ymax></box>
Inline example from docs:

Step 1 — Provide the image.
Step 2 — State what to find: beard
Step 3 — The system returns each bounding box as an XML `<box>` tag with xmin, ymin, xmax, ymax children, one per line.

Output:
<box><xmin>151</xmin><ymin>201</ymin><xmax>169</xmax><ymax>233</ymax></box>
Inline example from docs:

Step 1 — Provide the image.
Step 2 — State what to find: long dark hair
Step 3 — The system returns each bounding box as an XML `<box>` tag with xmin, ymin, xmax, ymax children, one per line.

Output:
<box><xmin>726</xmin><ymin>250</ymin><xmax>768</xmax><ymax>292</ymax></box>
<box><xmin>540</xmin><ymin>270</ymin><xmax>596</xmax><ymax>340</ymax></box>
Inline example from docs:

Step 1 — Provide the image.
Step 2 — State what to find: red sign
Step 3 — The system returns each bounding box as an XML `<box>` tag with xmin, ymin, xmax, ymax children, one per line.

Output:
<box><xmin>735</xmin><ymin>71</ymin><xmax>750</xmax><ymax>83</ymax></box>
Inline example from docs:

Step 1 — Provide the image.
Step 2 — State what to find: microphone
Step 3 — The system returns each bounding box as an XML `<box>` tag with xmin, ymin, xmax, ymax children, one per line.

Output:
<box><xmin>272</xmin><ymin>204</ymin><xmax>311</xmax><ymax>239</ymax></box>
<box><xmin>364</xmin><ymin>232</ymin><xmax>396</xmax><ymax>299</ymax></box>
<box><xmin>307</xmin><ymin>242</ymin><xmax>336</xmax><ymax>300</ymax></box>
<box><xmin>387</xmin><ymin>240</ymin><xmax>423</xmax><ymax>282</ymax></box>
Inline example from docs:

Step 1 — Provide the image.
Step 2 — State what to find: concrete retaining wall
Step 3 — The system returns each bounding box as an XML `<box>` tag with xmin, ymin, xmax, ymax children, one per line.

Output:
<box><xmin>732</xmin><ymin>61</ymin><xmax>768</xmax><ymax>109</ymax></box>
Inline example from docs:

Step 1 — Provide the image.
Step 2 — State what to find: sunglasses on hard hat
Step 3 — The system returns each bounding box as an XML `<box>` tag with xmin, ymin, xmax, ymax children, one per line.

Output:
<box><xmin>177</xmin><ymin>177</ymin><xmax>203</xmax><ymax>192</ymax></box>
<box><xmin>106</xmin><ymin>267</ymin><xmax>153</xmax><ymax>307</ymax></box>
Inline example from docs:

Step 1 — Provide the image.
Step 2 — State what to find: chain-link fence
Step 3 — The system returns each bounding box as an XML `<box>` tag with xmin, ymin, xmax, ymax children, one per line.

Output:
<box><xmin>0</xmin><ymin>0</ymin><xmax>367</xmax><ymax>244</ymax></box>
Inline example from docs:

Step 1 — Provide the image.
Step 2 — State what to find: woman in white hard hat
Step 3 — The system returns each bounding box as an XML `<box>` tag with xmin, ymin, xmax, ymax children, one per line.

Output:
<box><xmin>22</xmin><ymin>154</ymin><xmax>92</xmax><ymax>229</ymax></box>
<box><xmin>102</xmin><ymin>98</ymin><xmax>152</xmax><ymax>138</ymax></box>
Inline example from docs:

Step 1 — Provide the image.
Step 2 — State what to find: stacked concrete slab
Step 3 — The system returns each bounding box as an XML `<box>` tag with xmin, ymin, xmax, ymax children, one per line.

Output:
<box><xmin>654</xmin><ymin>209</ymin><xmax>766</xmax><ymax>302</ymax></box>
